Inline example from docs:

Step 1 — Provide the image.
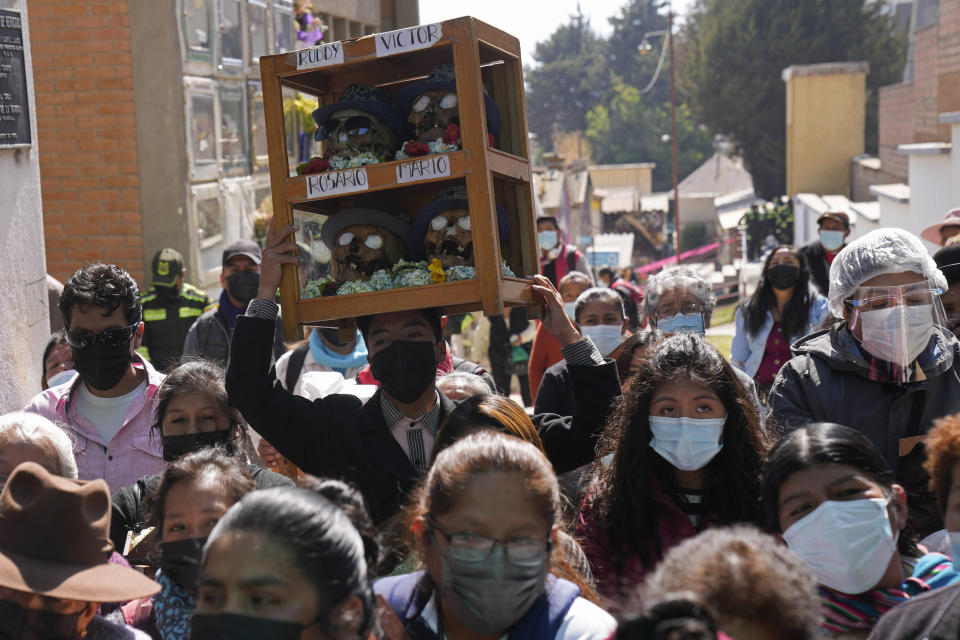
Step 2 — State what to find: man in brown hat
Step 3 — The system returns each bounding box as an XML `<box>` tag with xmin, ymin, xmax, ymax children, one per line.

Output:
<box><xmin>0</xmin><ymin>461</ymin><xmax>159</xmax><ymax>638</ymax></box>
<box><xmin>798</xmin><ymin>210</ymin><xmax>851</xmax><ymax>296</ymax></box>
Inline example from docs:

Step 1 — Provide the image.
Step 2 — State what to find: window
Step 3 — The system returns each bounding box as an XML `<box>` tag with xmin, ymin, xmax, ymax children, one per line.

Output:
<box><xmin>180</xmin><ymin>0</ymin><xmax>214</xmax><ymax>73</ymax></box>
<box><xmin>248</xmin><ymin>0</ymin><xmax>269</xmax><ymax>64</ymax></box>
<box><xmin>248</xmin><ymin>80</ymin><xmax>268</xmax><ymax>172</ymax></box>
<box><xmin>217</xmin><ymin>0</ymin><xmax>244</xmax><ymax>75</ymax></box>
<box><xmin>273</xmin><ymin>0</ymin><xmax>294</xmax><ymax>53</ymax></box>
<box><xmin>195</xmin><ymin>193</ymin><xmax>224</xmax><ymax>274</ymax></box>
<box><xmin>185</xmin><ymin>79</ymin><xmax>218</xmax><ymax>182</ymax></box>
<box><xmin>219</xmin><ymin>82</ymin><xmax>248</xmax><ymax>175</ymax></box>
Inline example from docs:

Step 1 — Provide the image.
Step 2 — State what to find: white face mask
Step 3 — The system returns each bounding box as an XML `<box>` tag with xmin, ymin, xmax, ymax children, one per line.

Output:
<box><xmin>648</xmin><ymin>415</ymin><xmax>725</xmax><ymax>471</ymax></box>
<box><xmin>46</xmin><ymin>369</ymin><xmax>77</xmax><ymax>388</ymax></box>
<box><xmin>563</xmin><ymin>302</ymin><xmax>577</xmax><ymax>321</ymax></box>
<box><xmin>783</xmin><ymin>497</ymin><xmax>897</xmax><ymax>594</ymax></box>
<box><xmin>580</xmin><ymin>324</ymin><xmax>624</xmax><ymax>357</ymax></box>
<box><xmin>859</xmin><ymin>304</ymin><xmax>935</xmax><ymax>366</ymax></box>
<box><xmin>820</xmin><ymin>229</ymin><xmax>845</xmax><ymax>251</ymax></box>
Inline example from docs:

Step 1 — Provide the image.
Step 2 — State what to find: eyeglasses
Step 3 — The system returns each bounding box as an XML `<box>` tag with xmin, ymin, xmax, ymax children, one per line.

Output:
<box><xmin>427</xmin><ymin>519</ymin><xmax>551</xmax><ymax>563</ymax></box>
<box><xmin>317</xmin><ymin>115</ymin><xmax>373</xmax><ymax>141</ymax></box>
<box><xmin>655</xmin><ymin>300</ymin><xmax>702</xmax><ymax>321</ymax></box>
<box><xmin>64</xmin><ymin>323</ymin><xmax>139</xmax><ymax>350</ymax></box>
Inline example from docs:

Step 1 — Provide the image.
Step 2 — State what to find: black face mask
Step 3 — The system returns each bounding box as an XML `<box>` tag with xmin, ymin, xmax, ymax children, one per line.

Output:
<box><xmin>225</xmin><ymin>271</ymin><xmax>260</xmax><ymax>305</ymax></box>
<box><xmin>162</xmin><ymin>429</ymin><xmax>235</xmax><ymax>462</ymax></box>
<box><xmin>154</xmin><ymin>285</ymin><xmax>180</xmax><ymax>304</ymax></box>
<box><xmin>191</xmin><ymin>612</ymin><xmax>306</xmax><ymax>640</ymax></box>
<box><xmin>159</xmin><ymin>537</ymin><xmax>206</xmax><ymax>594</ymax></box>
<box><xmin>71</xmin><ymin>341</ymin><xmax>133</xmax><ymax>391</ymax></box>
<box><xmin>369</xmin><ymin>340</ymin><xmax>438</xmax><ymax>403</ymax></box>
<box><xmin>767</xmin><ymin>264</ymin><xmax>800</xmax><ymax>291</ymax></box>
<box><xmin>0</xmin><ymin>599</ymin><xmax>84</xmax><ymax>640</ymax></box>
<box><xmin>318</xmin><ymin>327</ymin><xmax>349</xmax><ymax>348</ymax></box>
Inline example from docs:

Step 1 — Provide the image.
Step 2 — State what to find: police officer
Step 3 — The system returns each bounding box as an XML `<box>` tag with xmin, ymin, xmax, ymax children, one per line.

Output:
<box><xmin>140</xmin><ymin>248</ymin><xmax>212</xmax><ymax>371</ymax></box>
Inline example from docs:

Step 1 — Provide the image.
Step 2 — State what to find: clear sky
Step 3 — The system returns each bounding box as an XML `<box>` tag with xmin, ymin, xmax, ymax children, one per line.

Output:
<box><xmin>418</xmin><ymin>0</ymin><xmax>696</xmax><ymax>65</ymax></box>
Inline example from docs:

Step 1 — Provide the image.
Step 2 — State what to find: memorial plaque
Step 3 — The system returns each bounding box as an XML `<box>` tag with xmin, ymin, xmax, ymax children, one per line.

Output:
<box><xmin>0</xmin><ymin>9</ymin><xmax>30</xmax><ymax>146</ymax></box>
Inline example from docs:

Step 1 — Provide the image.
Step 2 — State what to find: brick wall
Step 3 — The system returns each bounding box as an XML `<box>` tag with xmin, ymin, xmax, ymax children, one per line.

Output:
<box><xmin>27</xmin><ymin>0</ymin><xmax>144</xmax><ymax>285</ymax></box>
<box><xmin>879</xmin><ymin>82</ymin><xmax>913</xmax><ymax>181</ymax></box>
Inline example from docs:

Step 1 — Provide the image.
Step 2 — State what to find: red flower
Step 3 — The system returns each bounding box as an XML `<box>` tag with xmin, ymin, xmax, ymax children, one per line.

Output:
<box><xmin>321</xmin><ymin>280</ymin><xmax>339</xmax><ymax>296</ymax></box>
<box><xmin>298</xmin><ymin>156</ymin><xmax>330</xmax><ymax>175</ymax></box>
<box><xmin>443</xmin><ymin>123</ymin><xmax>461</xmax><ymax>145</ymax></box>
<box><xmin>404</xmin><ymin>140</ymin><xmax>430</xmax><ymax>156</ymax></box>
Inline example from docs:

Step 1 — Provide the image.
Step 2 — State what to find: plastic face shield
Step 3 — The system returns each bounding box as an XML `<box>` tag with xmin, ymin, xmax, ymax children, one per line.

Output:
<box><xmin>846</xmin><ymin>280</ymin><xmax>954</xmax><ymax>381</ymax></box>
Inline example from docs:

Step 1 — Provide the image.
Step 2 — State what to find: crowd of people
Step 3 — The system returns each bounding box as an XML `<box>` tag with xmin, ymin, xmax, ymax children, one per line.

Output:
<box><xmin>9</xmin><ymin>210</ymin><xmax>960</xmax><ymax>639</ymax></box>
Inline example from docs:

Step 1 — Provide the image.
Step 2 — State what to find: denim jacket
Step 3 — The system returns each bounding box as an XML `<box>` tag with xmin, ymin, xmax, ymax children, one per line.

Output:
<box><xmin>731</xmin><ymin>292</ymin><xmax>830</xmax><ymax>378</ymax></box>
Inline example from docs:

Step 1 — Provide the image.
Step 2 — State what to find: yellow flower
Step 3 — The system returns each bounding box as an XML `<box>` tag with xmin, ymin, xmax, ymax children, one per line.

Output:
<box><xmin>428</xmin><ymin>258</ymin><xmax>446</xmax><ymax>284</ymax></box>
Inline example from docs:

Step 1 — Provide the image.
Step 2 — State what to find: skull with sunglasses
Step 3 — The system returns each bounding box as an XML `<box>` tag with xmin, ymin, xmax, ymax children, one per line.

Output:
<box><xmin>412</xmin><ymin>185</ymin><xmax>511</xmax><ymax>268</ymax></box>
<box><xmin>399</xmin><ymin>64</ymin><xmax>502</xmax><ymax>148</ymax></box>
<box><xmin>320</xmin><ymin>206</ymin><xmax>413</xmax><ymax>283</ymax></box>
<box><xmin>309</xmin><ymin>84</ymin><xmax>409</xmax><ymax>170</ymax></box>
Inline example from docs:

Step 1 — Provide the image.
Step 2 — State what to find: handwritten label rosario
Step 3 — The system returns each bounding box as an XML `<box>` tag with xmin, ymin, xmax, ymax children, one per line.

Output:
<box><xmin>296</xmin><ymin>41</ymin><xmax>344</xmax><ymax>70</ymax></box>
<box><xmin>375</xmin><ymin>23</ymin><xmax>442</xmax><ymax>58</ymax></box>
<box><xmin>396</xmin><ymin>155</ymin><xmax>452</xmax><ymax>184</ymax></box>
<box><xmin>305</xmin><ymin>168</ymin><xmax>369</xmax><ymax>198</ymax></box>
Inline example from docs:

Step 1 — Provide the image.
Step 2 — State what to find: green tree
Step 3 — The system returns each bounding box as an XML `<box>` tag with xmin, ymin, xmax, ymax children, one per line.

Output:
<box><xmin>585</xmin><ymin>82</ymin><xmax>715</xmax><ymax>192</ymax></box>
<box><xmin>684</xmin><ymin>0</ymin><xmax>907</xmax><ymax>198</ymax></box>
<box><xmin>525</xmin><ymin>8</ymin><xmax>613</xmax><ymax>148</ymax></box>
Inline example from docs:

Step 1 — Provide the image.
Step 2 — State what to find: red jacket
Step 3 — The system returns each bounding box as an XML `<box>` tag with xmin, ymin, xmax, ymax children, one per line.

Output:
<box><xmin>576</xmin><ymin>479</ymin><xmax>698</xmax><ymax>609</ymax></box>
<box><xmin>528</xmin><ymin>323</ymin><xmax>565</xmax><ymax>401</ymax></box>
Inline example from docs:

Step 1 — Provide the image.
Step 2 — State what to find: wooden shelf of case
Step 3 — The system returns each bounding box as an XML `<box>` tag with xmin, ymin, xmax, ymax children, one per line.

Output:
<box><xmin>282</xmin><ymin>149</ymin><xmax>531</xmax><ymax>209</ymax></box>
<box><xmin>260</xmin><ymin>16</ymin><xmax>539</xmax><ymax>340</ymax></box>
<box><xmin>296</xmin><ymin>277</ymin><xmax>538</xmax><ymax>325</ymax></box>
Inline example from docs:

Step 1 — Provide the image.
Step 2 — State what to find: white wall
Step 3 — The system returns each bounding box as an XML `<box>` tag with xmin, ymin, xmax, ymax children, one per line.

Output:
<box><xmin>0</xmin><ymin>1</ymin><xmax>49</xmax><ymax>412</ymax></box>
<box><xmin>908</xmin><ymin>152</ymin><xmax>955</xmax><ymax>253</ymax></box>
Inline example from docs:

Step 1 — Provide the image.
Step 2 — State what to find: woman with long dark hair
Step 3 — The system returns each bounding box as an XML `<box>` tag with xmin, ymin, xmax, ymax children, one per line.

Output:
<box><xmin>763</xmin><ymin>423</ymin><xmax>960</xmax><ymax>637</ymax></box>
<box><xmin>731</xmin><ymin>246</ymin><xmax>829</xmax><ymax>397</ymax></box>
<box><xmin>577</xmin><ymin>333</ymin><xmax>768</xmax><ymax>608</ymax></box>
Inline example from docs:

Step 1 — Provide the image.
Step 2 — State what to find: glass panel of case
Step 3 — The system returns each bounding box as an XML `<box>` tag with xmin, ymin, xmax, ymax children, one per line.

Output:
<box><xmin>248</xmin><ymin>81</ymin><xmax>268</xmax><ymax>173</ymax></box>
<box><xmin>189</xmin><ymin>92</ymin><xmax>217</xmax><ymax>166</ymax></box>
<box><xmin>181</xmin><ymin>0</ymin><xmax>213</xmax><ymax>64</ymax></box>
<box><xmin>197</xmin><ymin>196</ymin><xmax>224</xmax><ymax>273</ymax></box>
<box><xmin>217</xmin><ymin>0</ymin><xmax>243</xmax><ymax>74</ymax></box>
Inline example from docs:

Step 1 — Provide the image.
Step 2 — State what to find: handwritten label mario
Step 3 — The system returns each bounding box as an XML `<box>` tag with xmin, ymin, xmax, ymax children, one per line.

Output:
<box><xmin>296</xmin><ymin>41</ymin><xmax>344</xmax><ymax>70</ymax></box>
<box><xmin>395</xmin><ymin>155</ymin><xmax>452</xmax><ymax>184</ymax></box>
<box><xmin>375</xmin><ymin>23</ymin><xmax>443</xmax><ymax>58</ymax></box>
<box><xmin>305</xmin><ymin>168</ymin><xmax>369</xmax><ymax>198</ymax></box>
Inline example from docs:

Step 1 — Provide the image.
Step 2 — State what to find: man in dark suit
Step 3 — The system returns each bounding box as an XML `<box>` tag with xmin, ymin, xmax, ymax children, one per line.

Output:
<box><xmin>226</xmin><ymin>224</ymin><xmax>621</xmax><ymax>525</ymax></box>
<box><xmin>798</xmin><ymin>211</ymin><xmax>850</xmax><ymax>297</ymax></box>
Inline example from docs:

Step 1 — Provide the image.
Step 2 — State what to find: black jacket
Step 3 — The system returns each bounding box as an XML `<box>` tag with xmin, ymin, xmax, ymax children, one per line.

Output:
<box><xmin>866</xmin><ymin>581</ymin><xmax>960</xmax><ymax>639</ymax></box>
<box><xmin>227</xmin><ymin>316</ymin><xmax>622</xmax><ymax>523</ymax></box>
<box><xmin>798</xmin><ymin>240</ymin><xmax>835</xmax><ymax>297</ymax></box>
<box><xmin>109</xmin><ymin>463</ymin><xmax>292</xmax><ymax>551</ymax></box>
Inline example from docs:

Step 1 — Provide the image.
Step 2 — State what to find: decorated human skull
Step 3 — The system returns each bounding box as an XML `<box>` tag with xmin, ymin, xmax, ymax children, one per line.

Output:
<box><xmin>409</xmin><ymin>90</ymin><xmax>459</xmax><ymax>143</ymax></box>
<box><xmin>311</xmin><ymin>84</ymin><xmax>408</xmax><ymax>166</ymax></box>
<box><xmin>320</xmin><ymin>207</ymin><xmax>413</xmax><ymax>283</ymax></box>
<box><xmin>424</xmin><ymin>207</ymin><xmax>472</xmax><ymax>267</ymax></box>
<box><xmin>331</xmin><ymin>224</ymin><xmax>406</xmax><ymax>281</ymax></box>
<box><xmin>321</xmin><ymin>107</ymin><xmax>400</xmax><ymax>163</ymax></box>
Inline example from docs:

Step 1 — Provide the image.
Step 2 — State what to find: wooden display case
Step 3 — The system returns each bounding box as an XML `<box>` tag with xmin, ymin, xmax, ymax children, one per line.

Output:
<box><xmin>260</xmin><ymin>16</ymin><xmax>539</xmax><ymax>339</ymax></box>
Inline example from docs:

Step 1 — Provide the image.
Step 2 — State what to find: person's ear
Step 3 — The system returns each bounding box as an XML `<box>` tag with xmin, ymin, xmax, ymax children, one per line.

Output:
<box><xmin>77</xmin><ymin>602</ymin><xmax>99</xmax><ymax>636</ymax></box>
<box><xmin>703</xmin><ymin>313</ymin><xmax>712</xmax><ymax>330</ymax></box>
<box><xmin>328</xmin><ymin>596</ymin><xmax>364</xmax><ymax>639</ymax></box>
<box><xmin>219</xmin><ymin>269</ymin><xmax>228</xmax><ymax>290</ymax></box>
<box><xmin>621</xmin><ymin>317</ymin><xmax>629</xmax><ymax>334</ymax></box>
<box><xmin>889</xmin><ymin>484</ymin><xmax>909</xmax><ymax>531</ymax></box>
<box><xmin>413</xmin><ymin>517</ymin><xmax>430</xmax><ymax>556</ymax></box>
<box><xmin>844</xmin><ymin>227</ymin><xmax>852</xmax><ymax>239</ymax></box>
<box><xmin>434</xmin><ymin>340</ymin><xmax>445</xmax><ymax>364</ymax></box>
<box><xmin>131</xmin><ymin>322</ymin><xmax>145</xmax><ymax>352</ymax></box>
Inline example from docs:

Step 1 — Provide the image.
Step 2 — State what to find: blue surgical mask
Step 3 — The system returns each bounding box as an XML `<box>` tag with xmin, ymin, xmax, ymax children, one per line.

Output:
<box><xmin>538</xmin><ymin>230</ymin><xmax>558</xmax><ymax>250</ymax></box>
<box><xmin>820</xmin><ymin>229</ymin><xmax>845</xmax><ymax>251</ymax></box>
<box><xmin>580</xmin><ymin>324</ymin><xmax>624</xmax><ymax>357</ymax></box>
<box><xmin>648</xmin><ymin>415</ymin><xmax>725</xmax><ymax>471</ymax></box>
<box><xmin>949</xmin><ymin>531</ymin><xmax>960</xmax><ymax>572</ymax></box>
<box><xmin>563</xmin><ymin>301</ymin><xmax>577</xmax><ymax>320</ymax></box>
<box><xmin>658</xmin><ymin>312</ymin><xmax>705</xmax><ymax>335</ymax></box>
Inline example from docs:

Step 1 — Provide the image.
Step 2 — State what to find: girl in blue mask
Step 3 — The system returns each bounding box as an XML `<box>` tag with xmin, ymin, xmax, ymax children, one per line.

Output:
<box><xmin>376</xmin><ymin>431</ymin><xmax>616</xmax><ymax>639</ymax></box>
<box><xmin>577</xmin><ymin>333</ymin><xmax>768</xmax><ymax>609</ymax></box>
<box><xmin>763</xmin><ymin>423</ymin><xmax>960</xmax><ymax>637</ymax></box>
<box><xmin>192</xmin><ymin>486</ymin><xmax>376</xmax><ymax>640</ymax></box>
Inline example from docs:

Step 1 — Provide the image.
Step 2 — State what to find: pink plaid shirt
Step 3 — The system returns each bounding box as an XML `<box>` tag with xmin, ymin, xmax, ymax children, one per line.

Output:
<box><xmin>23</xmin><ymin>355</ymin><xmax>166</xmax><ymax>493</ymax></box>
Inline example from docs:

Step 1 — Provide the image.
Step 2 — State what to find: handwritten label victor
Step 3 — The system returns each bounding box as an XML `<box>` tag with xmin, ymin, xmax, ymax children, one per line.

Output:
<box><xmin>296</xmin><ymin>41</ymin><xmax>344</xmax><ymax>70</ymax></box>
<box><xmin>375</xmin><ymin>23</ymin><xmax>442</xmax><ymax>58</ymax></box>
<box><xmin>395</xmin><ymin>155</ymin><xmax>452</xmax><ymax>184</ymax></box>
<box><xmin>305</xmin><ymin>168</ymin><xmax>369</xmax><ymax>198</ymax></box>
